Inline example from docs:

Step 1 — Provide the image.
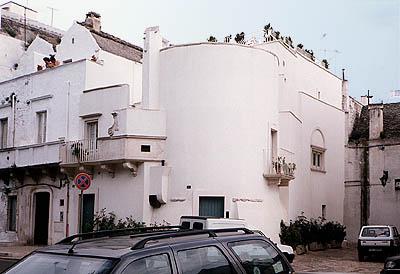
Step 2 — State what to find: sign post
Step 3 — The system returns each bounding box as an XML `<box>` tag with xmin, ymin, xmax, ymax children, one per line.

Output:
<box><xmin>74</xmin><ymin>173</ymin><xmax>91</xmax><ymax>233</ymax></box>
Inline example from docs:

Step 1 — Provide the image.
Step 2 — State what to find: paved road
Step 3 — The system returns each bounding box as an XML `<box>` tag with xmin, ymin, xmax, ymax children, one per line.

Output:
<box><xmin>0</xmin><ymin>258</ymin><xmax>17</xmax><ymax>273</ymax></box>
<box><xmin>292</xmin><ymin>246</ymin><xmax>383</xmax><ymax>273</ymax></box>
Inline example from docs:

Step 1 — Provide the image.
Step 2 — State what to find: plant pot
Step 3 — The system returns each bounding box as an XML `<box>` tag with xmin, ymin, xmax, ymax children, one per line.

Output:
<box><xmin>328</xmin><ymin>240</ymin><xmax>342</xmax><ymax>249</ymax></box>
<box><xmin>308</xmin><ymin>241</ymin><xmax>325</xmax><ymax>251</ymax></box>
<box><xmin>295</xmin><ymin>244</ymin><xmax>307</xmax><ymax>255</ymax></box>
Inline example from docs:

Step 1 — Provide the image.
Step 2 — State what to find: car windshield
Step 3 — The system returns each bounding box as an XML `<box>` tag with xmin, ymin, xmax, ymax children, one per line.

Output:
<box><xmin>361</xmin><ymin>227</ymin><xmax>390</xmax><ymax>237</ymax></box>
<box><xmin>4</xmin><ymin>253</ymin><xmax>116</xmax><ymax>274</ymax></box>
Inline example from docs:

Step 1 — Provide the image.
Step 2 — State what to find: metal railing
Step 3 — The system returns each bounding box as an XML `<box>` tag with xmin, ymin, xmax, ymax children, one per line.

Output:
<box><xmin>65</xmin><ymin>139</ymin><xmax>99</xmax><ymax>163</ymax></box>
<box><xmin>270</xmin><ymin>157</ymin><xmax>295</xmax><ymax>177</ymax></box>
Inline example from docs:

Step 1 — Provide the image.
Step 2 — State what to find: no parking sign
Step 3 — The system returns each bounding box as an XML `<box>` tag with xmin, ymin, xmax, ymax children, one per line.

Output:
<box><xmin>74</xmin><ymin>173</ymin><xmax>91</xmax><ymax>191</ymax></box>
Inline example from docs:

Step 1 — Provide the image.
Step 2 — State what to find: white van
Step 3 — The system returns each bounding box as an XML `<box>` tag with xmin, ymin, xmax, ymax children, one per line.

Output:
<box><xmin>179</xmin><ymin>216</ymin><xmax>295</xmax><ymax>263</ymax></box>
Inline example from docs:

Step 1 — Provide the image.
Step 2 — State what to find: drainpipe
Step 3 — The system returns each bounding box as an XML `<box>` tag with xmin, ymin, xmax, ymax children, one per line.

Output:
<box><xmin>65</xmin><ymin>181</ymin><xmax>70</xmax><ymax>237</ymax></box>
<box><xmin>11</xmin><ymin>92</ymin><xmax>16</xmax><ymax>147</ymax></box>
<box><xmin>66</xmin><ymin>81</ymin><xmax>71</xmax><ymax>140</ymax></box>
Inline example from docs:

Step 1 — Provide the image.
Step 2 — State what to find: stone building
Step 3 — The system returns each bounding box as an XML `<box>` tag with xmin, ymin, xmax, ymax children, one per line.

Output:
<box><xmin>0</xmin><ymin>4</ymin><xmax>348</xmax><ymax>245</ymax></box>
<box><xmin>345</xmin><ymin>102</ymin><xmax>400</xmax><ymax>241</ymax></box>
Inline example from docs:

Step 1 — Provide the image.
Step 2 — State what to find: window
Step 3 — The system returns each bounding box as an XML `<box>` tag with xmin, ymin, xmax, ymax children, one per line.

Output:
<box><xmin>322</xmin><ymin>205</ymin><xmax>326</xmax><ymax>219</ymax></box>
<box><xmin>177</xmin><ymin>246</ymin><xmax>235</xmax><ymax>274</ymax></box>
<box><xmin>199</xmin><ymin>197</ymin><xmax>224</xmax><ymax>217</ymax></box>
<box><xmin>311</xmin><ymin>146</ymin><xmax>325</xmax><ymax>172</ymax></box>
<box><xmin>122</xmin><ymin>254</ymin><xmax>172</xmax><ymax>274</ymax></box>
<box><xmin>271</xmin><ymin>129</ymin><xmax>277</xmax><ymax>162</ymax></box>
<box><xmin>141</xmin><ymin>145</ymin><xmax>151</xmax><ymax>152</ymax></box>
<box><xmin>85</xmin><ymin>120</ymin><xmax>98</xmax><ymax>141</ymax></box>
<box><xmin>7</xmin><ymin>196</ymin><xmax>17</xmax><ymax>231</ymax></box>
<box><xmin>311</xmin><ymin>129</ymin><xmax>325</xmax><ymax>172</ymax></box>
<box><xmin>229</xmin><ymin>240</ymin><xmax>290</xmax><ymax>274</ymax></box>
<box><xmin>0</xmin><ymin>118</ymin><xmax>8</xmax><ymax>149</ymax></box>
<box><xmin>4</xmin><ymin>253</ymin><xmax>116</xmax><ymax>274</ymax></box>
<box><xmin>37</xmin><ymin>111</ymin><xmax>47</xmax><ymax>143</ymax></box>
<box><xmin>361</xmin><ymin>227</ymin><xmax>390</xmax><ymax>237</ymax></box>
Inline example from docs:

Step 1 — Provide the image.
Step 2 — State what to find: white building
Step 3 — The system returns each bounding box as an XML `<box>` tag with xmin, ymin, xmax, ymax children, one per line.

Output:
<box><xmin>0</xmin><ymin>9</ymin><xmax>347</xmax><ymax>245</ymax></box>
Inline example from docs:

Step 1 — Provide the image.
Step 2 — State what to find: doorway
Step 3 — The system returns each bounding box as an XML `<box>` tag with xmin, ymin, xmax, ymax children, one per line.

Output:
<box><xmin>33</xmin><ymin>192</ymin><xmax>50</xmax><ymax>245</ymax></box>
<box><xmin>81</xmin><ymin>194</ymin><xmax>95</xmax><ymax>233</ymax></box>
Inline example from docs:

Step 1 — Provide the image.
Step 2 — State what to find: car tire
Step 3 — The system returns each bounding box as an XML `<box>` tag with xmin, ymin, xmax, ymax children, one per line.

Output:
<box><xmin>358</xmin><ymin>251</ymin><xmax>365</xmax><ymax>262</ymax></box>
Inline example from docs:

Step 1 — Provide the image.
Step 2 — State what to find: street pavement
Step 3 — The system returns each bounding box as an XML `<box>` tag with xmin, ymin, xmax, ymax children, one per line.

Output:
<box><xmin>292</xmin><ymin>245</ymin><xmax>383</xmax><ymax>273</ymax></box>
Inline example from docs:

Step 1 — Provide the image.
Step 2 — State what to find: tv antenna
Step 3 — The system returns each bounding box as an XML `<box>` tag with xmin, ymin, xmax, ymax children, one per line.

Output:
<box><xmin>47</xmin><ymin>6</ymin><xmax>58</xmax><ymax>27</ymax></box>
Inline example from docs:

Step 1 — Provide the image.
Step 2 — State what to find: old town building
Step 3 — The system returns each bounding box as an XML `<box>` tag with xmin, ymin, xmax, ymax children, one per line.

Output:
<box><xmin>0</xmin><ymin>3</ymin><xmax>347</xmax><ymax>245</ymax></box>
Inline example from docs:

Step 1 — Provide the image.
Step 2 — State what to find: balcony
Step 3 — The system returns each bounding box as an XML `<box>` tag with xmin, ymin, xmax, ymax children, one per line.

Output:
<box><xmin>60</xmin><ymin>136</ymin><xmax>166</xmax><ymax>169</ymax></box>
<box><xmin>0</xmin><ymin>141</ymin><xmax>61</xmax><ymax>170</ymax></box>
<box><xmin>263</xmin><ymin>156</ymin><xmax>295</xmax><ymax>186</ymax></box>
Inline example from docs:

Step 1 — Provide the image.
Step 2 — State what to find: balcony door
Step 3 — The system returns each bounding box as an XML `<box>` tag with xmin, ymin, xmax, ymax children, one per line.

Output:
<box><xmin>85</xmin><ymin>120</ymin><xmax>98</xmax><ymax>161</ymax></box>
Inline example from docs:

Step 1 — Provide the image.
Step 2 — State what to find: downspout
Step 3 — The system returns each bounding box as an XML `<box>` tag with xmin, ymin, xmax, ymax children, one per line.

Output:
<box><xmin>66</xmin><ymin>81</ymin><xmax>71</xmax><ymax>140</ymax></box>
<box><xmin>65</xmin><ymin>181</ymin><xmax>70</xmax><ymax>237</ymax></box>
<box><xmin>360</xmin><ymin>143</ymin><xmax>370</xmax><ymax>226</ymax></box>
<box><xmin>11</xmin><ymin>93</ymin><xmax>16</xmax><ymax>147</ymax></box>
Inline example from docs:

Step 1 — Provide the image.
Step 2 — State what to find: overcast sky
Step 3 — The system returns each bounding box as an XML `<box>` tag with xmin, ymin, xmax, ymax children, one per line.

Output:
<box><xmin>22</xmin><ymin>0</ymin><xmax>400</xmax><ymax>102</ymax></box>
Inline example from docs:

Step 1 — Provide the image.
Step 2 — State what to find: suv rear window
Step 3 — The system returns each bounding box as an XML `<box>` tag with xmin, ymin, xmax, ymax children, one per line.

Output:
<box><xmin>122</xmin><ymin>254</ymin><xmax>172</xmax><ymax>274</ymax></box>
<box><xmin>361</xmin><ymin>227</ymin><xmax>390</xmax><ymax>237</ymax></box>
<box><xmin>177</xmin><ymin>246</ymin><xmax>235</xmax><ymax>274</ymax></box>
<box><xmin>4</xmin><ymin>253</ymin><xmax>115</xmax><ymax>274</ymax></box>
<box><xmin>229</xmin><ymin>240</ymin><xmax>290</xmax><ymax>274</ymax></box>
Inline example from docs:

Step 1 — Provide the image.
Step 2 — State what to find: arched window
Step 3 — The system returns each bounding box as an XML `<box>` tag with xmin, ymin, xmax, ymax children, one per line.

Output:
<box><xmin>311</xmin><ymin>129</ymin><xmax>326</xmax><ymax>172</ymax></box>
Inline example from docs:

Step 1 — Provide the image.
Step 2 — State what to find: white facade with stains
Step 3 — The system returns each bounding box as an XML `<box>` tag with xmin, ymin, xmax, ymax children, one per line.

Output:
<box><xmin>0</xmin><ymin>13</ymin><xmax>347</xmax><ymax>245</ymax></box>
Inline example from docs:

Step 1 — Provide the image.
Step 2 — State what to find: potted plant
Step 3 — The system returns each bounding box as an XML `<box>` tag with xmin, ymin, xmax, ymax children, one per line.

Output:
<box><xmin>280</xmin><ymin>220</ymin><xmax>305</xmax><ymax>255</ymax></box>
<box><xmin>321</xmin><ymin>59</ymin><xmax>329</xmax><ymax>69</ymax></box>
<box><xmin>207</xmin><ymin>36</ymin><xmax>217</xmax><ymax>42</ymax></box>
<box><xmin>324</xmin><ymin>221</ymin><xmax>346</xmax><ymax>248</ymax></box>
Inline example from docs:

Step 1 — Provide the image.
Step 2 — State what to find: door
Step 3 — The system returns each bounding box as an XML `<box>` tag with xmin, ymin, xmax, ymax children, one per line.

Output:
<box><xmin>81</xmin><ymin>194</ymin><xmax>95</xmax><ymax>233</ymax></box>
<box><xmin>34</xmin><ymin>192</ymin><xmax>50</xmax><ymax>245</ymax></box>
<box><xmin>199</xmin><ymin>197</ymin><xmax>224</xmax><ymax>217</ymax></box>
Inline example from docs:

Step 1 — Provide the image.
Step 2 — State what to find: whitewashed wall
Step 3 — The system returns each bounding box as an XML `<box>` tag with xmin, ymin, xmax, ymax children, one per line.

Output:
<box><xmin>0</xmin><ymin>35</ymin><xmax>24</xmax><ymax>81</ymax></box>
<box><xmin>156</xmin><ymin>43</ymin><xmax>286</xmax><ymax>241</ymax></box>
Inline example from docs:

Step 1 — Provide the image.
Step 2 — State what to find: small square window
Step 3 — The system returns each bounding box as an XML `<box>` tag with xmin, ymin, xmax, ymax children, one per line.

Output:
<box><xmin>60</xmin><ymin>199</ymin><xmax>64</xmax><ymax>206</ymax></box>
<box><xmin>141</xmin><ymin>145</ymin><xmax>151</xmax><ymax>152</ymax></box>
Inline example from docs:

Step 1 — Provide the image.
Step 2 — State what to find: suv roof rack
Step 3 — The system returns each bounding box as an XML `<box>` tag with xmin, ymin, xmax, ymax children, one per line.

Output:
<box><xmin>57</xmin><ymin>226</ymin><xmax>182</xmax><ymax>245</ymax></box>
<box><xmin>131</xmin><ymin>227</ymin><xmax>254</xmax><ymax>250</ymax></box>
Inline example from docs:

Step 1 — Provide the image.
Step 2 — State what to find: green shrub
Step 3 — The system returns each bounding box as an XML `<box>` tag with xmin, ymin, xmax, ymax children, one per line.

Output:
<box><xmin>280</xmin><ymin>214</ymin><xmax>346</xmax><ymax>248</ymax></box>
<box><xmin>93</xmin><ymin>208</ymin><xmax>145</xmax><ymax>231</ymax></box>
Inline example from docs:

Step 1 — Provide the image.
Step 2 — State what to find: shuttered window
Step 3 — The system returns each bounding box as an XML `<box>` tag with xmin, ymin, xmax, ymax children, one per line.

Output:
<box><xmin>0</xmin><ymin>118</ymin><xmax>8</xmax><ymax>149</ymax></box>
<box><xmin>199</xmin><ymin>197</ymin><xmax>224</xmax><ymax>217</ymax></box>
<box><xmin>85</xmin><ymin>121</ymin><xmax>98</xmax><ymax>141</ymax></box>
<box><xmin>37</xmin><ymin>111</ymin><xmax>47</xmax><ymax>143</ymax></box>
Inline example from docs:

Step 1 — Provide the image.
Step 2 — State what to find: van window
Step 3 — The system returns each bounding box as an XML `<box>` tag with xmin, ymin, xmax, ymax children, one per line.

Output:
<box><xmin>193</xmin><ymin>222</ymin><xmax>204</xmax><ymax>230</ymax></box>
<box><xmin>229</xmin><ymin>240</ymin><xmax>290</xmax><ymax>274</ymax></box>
<box><xmin>181</xmin><ymin>221</ymin><xmax>190</xmax><ymax>229</ymax></box>
<box><xmin>177</xmin><ymin>246</ymin><xmax>235</xmax><ymax>274</ymax></box>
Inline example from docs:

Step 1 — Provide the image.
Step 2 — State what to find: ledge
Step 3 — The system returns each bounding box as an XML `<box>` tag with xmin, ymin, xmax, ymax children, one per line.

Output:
<box><xmin>311</xmin><ymin>168</ymin><xmax>327</xmax><ymax>174</ymax></box>
<box><xmin>263</xmin><ymin>173</ymin><xmax>294</xmax><ymax>187</ymax></box>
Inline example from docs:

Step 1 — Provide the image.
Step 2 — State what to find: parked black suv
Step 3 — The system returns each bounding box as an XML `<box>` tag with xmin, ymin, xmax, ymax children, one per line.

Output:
<box><xmin>2</xmin><ymin>227</ymin><xmax>294</xmax><ymax>274</ymax></box>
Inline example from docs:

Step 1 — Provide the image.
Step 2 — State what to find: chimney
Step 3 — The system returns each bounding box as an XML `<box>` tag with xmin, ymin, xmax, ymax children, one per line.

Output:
<box><xmin>360</xmin><ymin>96</ymin><xmax>368</xmax><ymax>106</ymax></box>
<box><xmin>85</xmin><ymin>11</ymin><xmax>101</xmax><ymax>32</ymax></box>
<box><xmin>142</xmin><ymin>26</ymin><xmax>162</xmax><ymax>110</ymax></box>
<box><xmin>369</xmin><ymin>104</ymin><xmax>384</xmax><ymax>140</ymax></box>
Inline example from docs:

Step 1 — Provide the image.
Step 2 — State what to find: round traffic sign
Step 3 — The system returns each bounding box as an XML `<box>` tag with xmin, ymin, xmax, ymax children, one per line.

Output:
<box><xmin>74</xmin><ymin>172</ymin><xmax>91</xmax><ymax>191</ymax></box>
